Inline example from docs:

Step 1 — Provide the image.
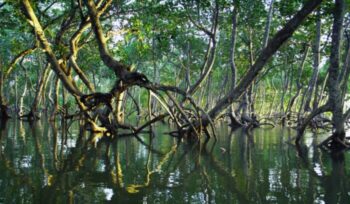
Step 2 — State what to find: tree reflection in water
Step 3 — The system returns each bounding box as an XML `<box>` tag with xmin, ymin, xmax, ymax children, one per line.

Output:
<box><xmin>0</xmin><ymin>119</ymin><xmax>350</xmax><ymax>203</ymax></box>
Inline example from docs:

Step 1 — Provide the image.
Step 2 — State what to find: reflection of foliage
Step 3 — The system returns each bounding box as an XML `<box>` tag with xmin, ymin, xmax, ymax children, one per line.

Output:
<box><xmin>0</xmin><ymin>121</ymin><xmax>350</xmax><ymax>203</ymax></box>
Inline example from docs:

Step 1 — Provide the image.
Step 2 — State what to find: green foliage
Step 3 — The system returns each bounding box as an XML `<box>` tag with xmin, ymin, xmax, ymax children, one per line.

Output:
<box><xmin>0</xmin><ymin>0</ymin><xmax>345</xmax><ymax>115</ymax></box>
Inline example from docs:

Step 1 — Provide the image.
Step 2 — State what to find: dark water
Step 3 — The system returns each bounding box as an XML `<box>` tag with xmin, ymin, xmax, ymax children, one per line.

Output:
<box><xmin>0</xmin><ymin>119</ymin><xmax>349</xmax><ymax>204</ymax></box>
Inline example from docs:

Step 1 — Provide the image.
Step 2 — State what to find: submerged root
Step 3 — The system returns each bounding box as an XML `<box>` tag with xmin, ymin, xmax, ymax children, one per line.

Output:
<box><xmin>228</xmin><ymin>112</ymin><xmax>243</xmax><ymax>130</ymax></box>
<box><xmin>318</xmin><ymin>132</ymin><xmax>349</xmax><ymax>152</ymax></box>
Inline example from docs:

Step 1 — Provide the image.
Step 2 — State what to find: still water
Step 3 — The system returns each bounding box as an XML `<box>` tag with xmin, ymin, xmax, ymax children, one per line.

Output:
<box><xmin>0</xmin><ymin>119</ymin><xmax>349</xmax><ymax>203</ymax></box>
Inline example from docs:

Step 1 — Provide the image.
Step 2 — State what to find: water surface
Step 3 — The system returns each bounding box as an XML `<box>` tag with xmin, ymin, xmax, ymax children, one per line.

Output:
<box><xmin>0</xmin><ymin>119</ymin><xmax>349</xmax><ymax>203</ymax></box>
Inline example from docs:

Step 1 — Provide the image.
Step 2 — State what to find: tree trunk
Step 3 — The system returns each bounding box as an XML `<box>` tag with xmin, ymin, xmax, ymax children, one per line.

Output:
<box><xmin>151</xmin><ymin>37</ymin><xmax>160</xmax><ymax>113</ymax></box>
<box><xmin>247</xmin><ymin>27</ymin><xmax>256</xmax><ymax>119</ymax></box>
<box><xmin>42</xmin><ymin>70</ymin><xmax>53</xmax><ymax>114</ymax></box>
<box><xmin>228</xmin><ymin>5</ymin><xmax>240</xmax><ymax>126</ymax></box>
<box><xmin>0</xmin><ymin>47</ymin><xmax>35</xmax><ymax>119</ymax></box>
<box><xmin>203</xmin><ymin>0</ymin><xmax>322</xmax><ymax>125</ymax></box>
<box><xmin>70</xmin><ymin>57</ymin><xmax>95</xmax><ymax>93</ymax></box>
<box><xmin>280</xmin><ymin>67</ymin><xmax>290</xmax><ymax>125</ymax></box>
<box><xmin>286</xmin><ymin>46</ymin><xmax>309</xmax><ymax>121</ymax></box>
<box><xmin>339</xmin><ymin>40</ymin><xmax>350</xmax><ymax>99</ymax></box>
<box><xmin>328</xmin><ymin>0</ymin><xmax>345</xmax><ymax>141</ymax></box>
<box><xmin>296</xmin><ymin>0</ymin><xmax>346</xmax><ymax>147</ymax></box>
<box><xmin>230</xmin><ymin>6</ymin><xmax>238</xmax><ymax>88</ymax></box>
<box><xmin>24</xmin><ymin>64</ymin><xmax>51</xmax><ymax>120</ymax></box>
<box><xmin>22</xmin><ymin>0</ymin><xmax>82</xmax><ymax>97</ymax></box>
<box><xmin>115</xmin><ymin>90</ymin><xmax>125</xmax><ymax>124</ymax></box>
<box><xmin>50</xmin><ymin>77</ymin><xmax>60</xmax><ymax>121</ymax></box>
<box><xmin>295</xmin><ymin>45</ymin><xmax>311</xmax><ymax>121</ymax></box>
<box><xmin>303</xmin><ymin>9</ymin><xmax>321</xmax><ymax>112</ymax></box>
<box><xmin>18</xmin><ymin>79</ymin><xmax>28</xmax><ymax>117</ymax></box>
<box><xmin>85</xmin><ymin>0</ymin><xmax>132</xmax><ymax>79</ymax></box>
<box><xmin>187</xmin><ymin>2</ymin><xmax>219</xmax><ymax>95</ymax></box>
<box><xmin>0</xmin><ymin>70</ymin><xmax>9</xmax><ymax>119</ymax></box>
<box><xmin>263</xmin><ymin>0</ymin><xmax>275</xmax><ymax>48</ymax></box>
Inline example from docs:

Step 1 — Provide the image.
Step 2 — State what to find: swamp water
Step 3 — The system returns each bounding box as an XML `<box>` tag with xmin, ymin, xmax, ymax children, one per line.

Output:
<box><xmin>0</xmin><ymin>119</ymin><xmax>349</xmax><ymax>203</ymax></box>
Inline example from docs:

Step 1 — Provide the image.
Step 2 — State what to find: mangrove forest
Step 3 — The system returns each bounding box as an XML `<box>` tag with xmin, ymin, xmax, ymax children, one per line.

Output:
<box><xmin>1</xmin><ymin>0</ymin><xmax>350</xmax><ymax>203</ymax></box>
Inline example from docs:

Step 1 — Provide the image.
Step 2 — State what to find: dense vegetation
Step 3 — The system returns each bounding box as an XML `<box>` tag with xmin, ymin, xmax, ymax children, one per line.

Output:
<box><xmin>0</xmin><ymin>0</ymin><xmax>350</xmax><ymax>151</ymax></box>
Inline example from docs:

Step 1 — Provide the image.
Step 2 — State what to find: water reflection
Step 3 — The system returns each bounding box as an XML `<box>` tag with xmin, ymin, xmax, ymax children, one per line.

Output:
<box><xmin>0</xmin><ymin>119</ymin><xmax>349</xmax><ymax>203</ymax></box>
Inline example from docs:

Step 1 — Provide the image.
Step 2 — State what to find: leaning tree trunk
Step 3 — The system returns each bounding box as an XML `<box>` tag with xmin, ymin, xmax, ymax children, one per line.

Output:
<box><xmin>202</xmin><ymin>0</ymin><xmax>322</xmax><ymax>126</ymax></box>
<box><xmin>303</xmin><ymin>9</ymin><xmax>321</xmax><ymax>113</ymax></box>
<box><xmin>22</xmin><ymin>0</ymin><xmax>108</xmax><ymax>132</ymax></box>
<box><xmin>22</xmin><ymin>0</ymin><xmax>83</xmax><ymax>97</ymax></box>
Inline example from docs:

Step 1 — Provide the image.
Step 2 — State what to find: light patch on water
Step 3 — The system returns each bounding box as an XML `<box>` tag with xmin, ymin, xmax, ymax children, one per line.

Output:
<box><xmin>97</xmin><ymin>162</ymin><xmax>106</xmax><ymax>172</ymax></box>
<box><xmin>314</xmin><ymin>196</ymin><xmax>325</xmax><ymax>204</ymax></box>
<box><xmin>125</xmin><ymin>0</ymin><xmax>136</xmax><ymax>6</ymax></box>
<box><xmin>266</xmin><ymin>194</ymin><xmax>277</xmax><ymax>202</ymax></box>
<box><xmin>313</xmin><ymin>163</ymin><xmax>323</xmax><ymax>177</ymax></box>
<box><xmin>143</xmin><ymin>196</ymin><xmax>148</xmax><ymax>204</ymax></box>
<box><xmin>167</xmin><ymin>171</ymin><xmax>180</xmax><ymax>187</ymax></box>
<box><xmin>191</xmin><ymin>192</ymin><xmax>206</xmax><ymax>204</ymax></box>
<box><xmin>20</xmin><ymin>155</ymin><xmax>32</xmax><ymax>168</ymax></box>
<box><xmin>44</xmin><ymin>173</ymin><xmax>54</xmax><ymax>186</ymax></box>
<box><xmin>290</xmin><ymin>169</ymin><xmax>298</xmax><ymax>188</ymax></box>
<box><xmin>304</xmin><ymin>136</ymin><xmax>314</xmax><ymax>147</ymax></box>
<box><xmin>308</xmin><ymin>146</ymin><xmax>314</xmax><ymax>160</ymax></box>
<box><xmin>66</xmin><ymin>138</ymin><xmax>76</xmax><ymax>148</ymax></box>
<box><xmin>268</xmin><ymin>168</ymin><xmax>282</xmax><ymax>191</ymax></box>
<box><xmin>103</xmin><ymin>188</ymin><xmax>114</xmax><ymax>201</ymax></box>
<box><xmin>137</xmin><ymin>142</ymin><xmax>148</xmax><ymax>159</ymax></box>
